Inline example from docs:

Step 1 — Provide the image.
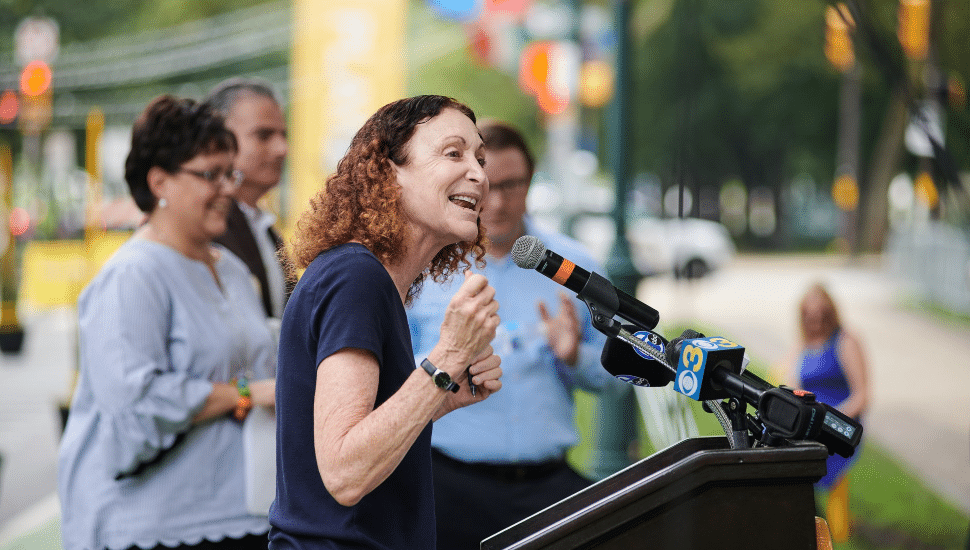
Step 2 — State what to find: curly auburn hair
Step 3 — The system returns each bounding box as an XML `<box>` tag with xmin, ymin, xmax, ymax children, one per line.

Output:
<box><xmin>124</xmin><ymin>95</ymin><xmax>237</xmax><ymax>212</ymax></box>
<box><xmin>291</xmin><ymin>95</ymin><xmax>487</xmax><ymax>304</ymax></box>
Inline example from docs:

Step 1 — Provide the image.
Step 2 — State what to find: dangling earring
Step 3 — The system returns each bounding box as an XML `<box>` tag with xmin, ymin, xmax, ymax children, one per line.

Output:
<box><xmin>158</xmin><ymin>197</ymin><xmax>168</xmax><ymax>208</ymax></box>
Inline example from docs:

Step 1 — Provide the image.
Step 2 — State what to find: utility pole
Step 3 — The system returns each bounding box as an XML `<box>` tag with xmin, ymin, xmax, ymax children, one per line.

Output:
<box><xmin>825</xmin><ymin>4</ymin><xmax>862</xmax><ymax>251</ymax></box>
<box><xmin>0</xmin><ymin>143</ymin><xmax>24</xmax><ymax>353</ymax></box>
<box><xmin>590</xmin><ymin>0</ymin><xmax>641</xmax><ymax>480</ymax></box>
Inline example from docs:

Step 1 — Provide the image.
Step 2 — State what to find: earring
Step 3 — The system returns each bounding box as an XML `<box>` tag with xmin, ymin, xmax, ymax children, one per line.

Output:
<box><xmin>158</xmin><ymin>197</ymin><xmax>168</xmax><ymax>208</ymax></box>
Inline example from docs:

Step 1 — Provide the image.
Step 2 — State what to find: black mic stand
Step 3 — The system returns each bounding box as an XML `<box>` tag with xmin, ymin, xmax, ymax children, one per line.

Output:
<box><xmin>704</xmin><ymin>397</ymin><xmax>751</xmax><ymax>450</ymax></box>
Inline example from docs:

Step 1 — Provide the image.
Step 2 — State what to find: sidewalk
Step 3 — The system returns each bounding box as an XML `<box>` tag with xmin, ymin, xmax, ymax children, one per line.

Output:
<box><xmin>640</xmin><ymin>253</ymin><xmax>970</xmax><ymax>515</ymax></box>
<box><xmin>0</xmin><ymin>307</ymin><xmax>75</xmax><ymax>546</ymax></box>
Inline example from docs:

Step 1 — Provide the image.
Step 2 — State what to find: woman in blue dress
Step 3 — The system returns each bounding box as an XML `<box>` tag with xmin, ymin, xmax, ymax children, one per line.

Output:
<box><xmin>780</xmin><ymin>282</ymin><xmax>869</xmax><ymax>540</ymax></box>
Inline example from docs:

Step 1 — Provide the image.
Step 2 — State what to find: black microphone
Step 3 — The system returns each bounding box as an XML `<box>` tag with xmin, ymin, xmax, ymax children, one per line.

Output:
<box><xmin>511</xmin><ymin>235</ymin><xmax>660</xmax><ymax>331</ymax></box>
<box><xmin>664</xmin><ymin>330</ymin><xmax>746</xmax><ymax>401</ymax></box>
<box><xmin>600</xmin><ymin>326</ymin><xmax>674</xmax><ymax>388</ymax></box>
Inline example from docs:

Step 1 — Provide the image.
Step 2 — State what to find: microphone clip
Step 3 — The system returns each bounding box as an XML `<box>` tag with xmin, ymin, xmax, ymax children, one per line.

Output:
<box><xmin>577</xmin><ymin>270</ymin><xmax>623</xmax><ymax>337</ymax></box>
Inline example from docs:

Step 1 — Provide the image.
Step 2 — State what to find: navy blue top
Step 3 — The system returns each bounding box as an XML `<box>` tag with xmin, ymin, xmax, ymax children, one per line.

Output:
<box><xmin>269</xmin><ymin>243</ymin><xmax>435</xmax><ymax>549</ymax></box>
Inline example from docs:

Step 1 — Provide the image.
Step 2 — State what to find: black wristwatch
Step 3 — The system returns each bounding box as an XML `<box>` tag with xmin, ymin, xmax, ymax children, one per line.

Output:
<box><xmin>419</xmin><ymin>358</ymin><xmax>460</xmax><ymax>393</ymax></box>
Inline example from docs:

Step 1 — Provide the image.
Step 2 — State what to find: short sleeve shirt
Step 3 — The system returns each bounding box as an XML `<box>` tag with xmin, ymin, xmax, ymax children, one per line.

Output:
<box><xmin>269</xmin><ymin>243</ymin><xmax>435</xmax><ymax>549</ymax></box>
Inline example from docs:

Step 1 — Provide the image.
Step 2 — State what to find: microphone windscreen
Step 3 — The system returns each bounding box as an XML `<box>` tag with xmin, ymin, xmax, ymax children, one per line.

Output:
<box><xmin>665</xmin><ymin>329</ymin><xmax>704</xmax><ymax>366</ymax></box>
<box><xmin>600</xmin><ymin>327</ymin><xmax>674</xmax><ymax>388</ymax></box>
<box><xmin>511</xmin><ymin>235</ymin><xmax>545</xmax><ymax>269</ymax></box>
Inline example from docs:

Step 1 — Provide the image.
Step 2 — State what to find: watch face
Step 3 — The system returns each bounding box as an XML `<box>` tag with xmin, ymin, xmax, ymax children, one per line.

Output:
<box><xmin>432</xmin><ymin>371</ymin><xmax>452</xmax><ymax>389</ymax></box>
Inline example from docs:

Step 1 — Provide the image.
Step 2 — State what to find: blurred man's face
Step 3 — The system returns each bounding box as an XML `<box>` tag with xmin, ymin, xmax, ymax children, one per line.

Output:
<box><xmin>224</xmin><ymin>93</ymin><xmax>287</xmax><ymax>201</ymax></box>
<box><xmin>480</xmin><ymin>146</ymin><xmax>531</xmax><ymax>251</ymax></box>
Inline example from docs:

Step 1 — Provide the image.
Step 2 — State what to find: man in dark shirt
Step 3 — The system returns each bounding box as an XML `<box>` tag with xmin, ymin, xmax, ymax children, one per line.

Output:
<box><xmin>205</xmin><ymin>77</ymin><xmax>291</xmax><ymax>317</ymax></box>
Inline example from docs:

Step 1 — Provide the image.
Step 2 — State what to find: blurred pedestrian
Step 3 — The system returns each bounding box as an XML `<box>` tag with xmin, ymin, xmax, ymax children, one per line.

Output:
<box><xmin>205</xmin><ymin>77</ymin><xmax>291</xmax><ymax>319</ymax></box>
<box><xmin>268</xmin><ymin>95</ymin><xmax>503</xmax><ymax>549</ymax></box>
<box><xmin>58</xmin><ymin>95</ymin><xmax>277</xmax><ymax>550</ymax></box>
<box><xmin>778</xmin><ymin>282</ymin><xmax>870</xmax><ymax>542</ymax></box>
<box><xmin>408</xmin><ymin>120</ymin><xmax>611</xmax><ymax>549</ymax></box>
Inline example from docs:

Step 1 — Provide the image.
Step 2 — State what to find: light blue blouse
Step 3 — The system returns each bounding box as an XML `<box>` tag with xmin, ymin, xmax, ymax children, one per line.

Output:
<box><xmin>58</xmin><ymin>237</ymin><xmax>276</xmax><ymax>550</ymax></box>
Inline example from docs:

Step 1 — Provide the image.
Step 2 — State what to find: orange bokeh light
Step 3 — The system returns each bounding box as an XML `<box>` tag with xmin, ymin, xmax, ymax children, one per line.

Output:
<box><xmin>20</xmin><ymin>60</ymin><xmax>52</xmax><ymax>97</ymax></box>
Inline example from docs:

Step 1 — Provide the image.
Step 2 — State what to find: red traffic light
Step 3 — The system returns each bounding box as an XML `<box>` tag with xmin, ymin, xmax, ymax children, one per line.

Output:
<box><xmin>0</xmin><ymin>90</ymin><xmax>17</xmax><ymax>124</ymax></box>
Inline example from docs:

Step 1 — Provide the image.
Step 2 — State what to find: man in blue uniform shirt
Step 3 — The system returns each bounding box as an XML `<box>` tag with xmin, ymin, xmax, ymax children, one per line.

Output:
<box><xmin>408</xmin><ymin>121</ymin><xmax>612</xmax><ymax>549</ymax></box>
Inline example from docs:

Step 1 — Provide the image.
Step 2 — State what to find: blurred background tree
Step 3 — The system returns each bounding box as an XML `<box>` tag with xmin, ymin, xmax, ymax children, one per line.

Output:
<box><xmin>0</xmin><ymin>0</ymin><xmax>967</xmax><ymax>247</ymax></box>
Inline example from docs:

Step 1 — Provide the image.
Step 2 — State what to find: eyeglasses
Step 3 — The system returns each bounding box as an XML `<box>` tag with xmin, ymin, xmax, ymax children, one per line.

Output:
<box><xmin>179</xmin><ymin>168</ymin><xmax>245</xmax><ymax>189</ymax></box>
<box><xmin>489</xmin><ymin>177</ymin><xmax>530</xmax><ymax>195</ymax></box>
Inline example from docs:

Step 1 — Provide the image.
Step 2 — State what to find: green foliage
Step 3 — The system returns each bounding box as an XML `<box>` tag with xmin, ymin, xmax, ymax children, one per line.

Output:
<box><xmin>843</xmin><ymin>446</ymin><xmax>968</xmax><ymax>549</ymax></box>
<box><xmin>628</xmin><ymin>0</ymin><xmax>844</xmax><ymax>196</ymax></box>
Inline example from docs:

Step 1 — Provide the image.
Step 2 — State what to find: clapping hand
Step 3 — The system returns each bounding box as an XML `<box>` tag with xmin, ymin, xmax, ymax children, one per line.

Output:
<box><xmin>538</xmin><ymin>292</ymin><xmax>581</xmax><ymax>366</ymax></box>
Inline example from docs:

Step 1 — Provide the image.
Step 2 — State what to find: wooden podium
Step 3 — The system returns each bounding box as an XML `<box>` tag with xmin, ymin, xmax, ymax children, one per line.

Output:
<box><xmin>482</xmin><ymin>437</ymin><xmax>828</xmax><ymax>550</ymax></box>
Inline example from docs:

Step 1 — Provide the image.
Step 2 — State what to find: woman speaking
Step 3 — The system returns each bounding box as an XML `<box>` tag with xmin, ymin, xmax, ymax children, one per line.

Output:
<box><xmin>269</xmin><ymin>95</ymin><xmax>503</xmax><ymax>549</ymax></box>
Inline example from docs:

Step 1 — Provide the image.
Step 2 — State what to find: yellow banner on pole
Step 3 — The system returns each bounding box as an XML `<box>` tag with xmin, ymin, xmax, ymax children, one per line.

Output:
<box><xmin>287</xmin><ymin>0</ymin><xmax>409</xmax><ymax>232</ymax></box>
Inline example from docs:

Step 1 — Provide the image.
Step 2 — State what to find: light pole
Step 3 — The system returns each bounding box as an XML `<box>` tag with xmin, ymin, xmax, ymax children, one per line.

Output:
<box><xmin>826</xmin><ymin>3</ymin><xmax>862</xmax><ymax>250</ymax></box>
<box><xmin>589</xmin><ymin>0</ymin><xmax>641</xmax><ymax>480</ymax></box>
<box><xmin>0</xmin><ymin>143</ymin><xmax>24</xmax><ymax>354</ymax></box>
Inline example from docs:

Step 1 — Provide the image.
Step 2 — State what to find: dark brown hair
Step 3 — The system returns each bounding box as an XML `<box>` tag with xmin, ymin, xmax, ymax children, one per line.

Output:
<box><xmin>479</xmin><ymin>119</ymin><xmax>535</xmax><ymax>176</ymax></box>
<box><xmin>291</xmin><ymin>95</ymin><xmax>487</xmax><ymax>304</ymax></box>
<box><xmin>124</xmin><ymin>95</ymin><xmax>237</xmax><ymax>212</ymax></box>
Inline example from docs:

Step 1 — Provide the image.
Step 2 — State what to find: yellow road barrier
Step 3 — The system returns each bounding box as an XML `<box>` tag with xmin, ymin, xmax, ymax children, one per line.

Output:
<box><xmin>18</xmin><ymin>232</ymin><xmax>131</xmax><ymax>309</ymax></box>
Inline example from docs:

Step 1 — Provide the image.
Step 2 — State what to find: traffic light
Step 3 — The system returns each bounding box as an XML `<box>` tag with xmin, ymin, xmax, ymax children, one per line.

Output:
<box><xmin>19</xmin><ymin>60</ymin><xmax>52</xmax><ymax>97</ymax></box>
<box><xmin>518</xmin><ymin>41</ymin><xmax>576</xmax><ymax>115</ymax></box>
<box><xmin>825</xmin><ymin>3</ymin><xmax>855</xmax><ymax>73</ymax></box>
<box><xmin>18</xmin><ymin>60</ymin><xmax>53</xmax><ymax>133</ymax></box>
<box><xmin>914</xmin><ymin>171</ymin><xmax>938</xmax><ymax>208</ymax></box>
<box><xmin>13</xmin><ymin>16</ymin><xmax>58</xmax><ymax>135</ymax></box>
<box><xmin>579</xmin><ymin>59</ymin><xmax>614</xmax><ymax>108</ymax></box>
<box><xmin>898</xmin><ymin>0</ymin><xmax>930</xmax><ymax>61</ymax></box>
<box><xmin>831</xmin><ymin>174</ymin><xmax>860</xmax><ymax>211</ymax></box>
<box><xmin>0</xmin><ymin>91</ymin><xmax>17</xmax><ymax>125</ymax></box>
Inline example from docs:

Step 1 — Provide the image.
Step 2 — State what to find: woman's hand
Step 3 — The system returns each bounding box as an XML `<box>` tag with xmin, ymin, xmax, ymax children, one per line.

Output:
<box><xmin>430</xmin><ymin>271</ymin><xmax>501</xmax><ymax>378</ymax></box>
<box><xmin>193</xmin><ymin>378</ymin><xmax>275</xmax><ymax>423</ymax></box>
<box><xmin>435</xmin><ymin>346</ymin><xmax>503</xmax><ymax>420</ymax></box>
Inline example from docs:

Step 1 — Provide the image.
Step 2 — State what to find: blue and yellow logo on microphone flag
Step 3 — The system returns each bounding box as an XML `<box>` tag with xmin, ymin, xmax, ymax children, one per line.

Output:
<box><xmin>673</xmin><ymin>337</ymin><xmax>742</xmax><ymax>400</ymax></box>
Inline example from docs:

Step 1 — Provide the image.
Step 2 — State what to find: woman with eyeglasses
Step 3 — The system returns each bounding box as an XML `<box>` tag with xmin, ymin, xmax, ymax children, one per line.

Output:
<box><xmin>58</xmin><ymin>95</ymin><xmax>277</xmax><ymax>550</ymax></box>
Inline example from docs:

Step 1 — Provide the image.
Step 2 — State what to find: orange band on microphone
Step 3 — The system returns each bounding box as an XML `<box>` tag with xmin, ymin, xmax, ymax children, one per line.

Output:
<box><xmin>552</xmin><ymin>259</ymin><xmax>575</xmax><ymax>285</ymax></box>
